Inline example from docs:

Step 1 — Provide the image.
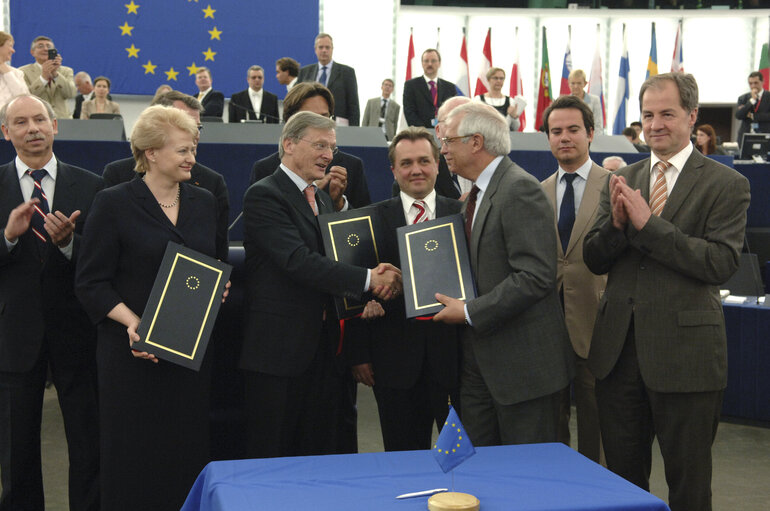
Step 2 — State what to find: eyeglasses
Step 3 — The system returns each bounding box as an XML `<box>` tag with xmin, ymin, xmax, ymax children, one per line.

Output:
<box><xmin>300</xmin><ymin>138</ymin><xmax>338</xmax><ymax>154</ymax></box>
<box><xmin>440</xmin><ymin>135</ymin><xmax>471</xmax><ymax>146</ymax></box>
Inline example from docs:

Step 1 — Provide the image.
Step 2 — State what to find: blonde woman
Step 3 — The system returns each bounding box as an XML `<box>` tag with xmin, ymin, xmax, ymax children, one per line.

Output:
<box><xmin>0</xmin><ymin>31</ymin><xmax>29</xmax><ymax>108</ymax></box>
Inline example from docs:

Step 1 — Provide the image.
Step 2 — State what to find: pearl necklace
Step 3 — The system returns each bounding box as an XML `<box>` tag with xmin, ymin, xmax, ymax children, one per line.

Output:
<box><xmin>142</xmin><ymin>175</ymin><xmax>180</xmax><ymax>208</ymax></box>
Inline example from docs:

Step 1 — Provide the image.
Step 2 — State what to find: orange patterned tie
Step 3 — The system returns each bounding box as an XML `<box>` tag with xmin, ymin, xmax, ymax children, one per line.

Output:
<box><xmin>303</xmin><ymin>186</ymin><xmax>318</xmax><ymax>216</ymax></box>
<box><xmin>649</xmin><ymin>161</ymin><xmax>670</xmax><ymax>216</ymax></box>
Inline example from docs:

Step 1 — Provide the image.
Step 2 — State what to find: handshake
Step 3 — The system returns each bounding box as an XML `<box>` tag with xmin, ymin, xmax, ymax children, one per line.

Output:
<box><xmin>368</xmin><ymin>262</ymin><xmax>402</xmax><ymax>301</ymax></box>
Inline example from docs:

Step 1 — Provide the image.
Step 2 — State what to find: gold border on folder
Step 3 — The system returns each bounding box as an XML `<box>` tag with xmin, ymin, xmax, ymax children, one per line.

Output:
<box><xmin>144</xmin><ymin>253</ymin><xmax>223</xmax><ymax>359</ymax></box>
<box><xmin>405</xmin><ymin>222</ymin><xmax>466</xmax><ymax>311</ymax></box>
<box><xmin>327</xmin><ymin>216</ymin><xmax>380</xmax><ymax>312</ymax></box>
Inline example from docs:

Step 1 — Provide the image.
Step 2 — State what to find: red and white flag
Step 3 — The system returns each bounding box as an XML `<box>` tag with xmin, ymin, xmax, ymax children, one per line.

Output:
<box><xmin>457</xmin><ymin>29</ymin><xmax>471</xmax><ymax>97</ymax></box>
<box><xmin>474</xmin><ymin>28</ymin><xmax>492</xmax><ymax>97</ymax></box>
<box><xmin>670</xmin><ymin>21</ymin><xmax>684</xmax><ymax>73</ymax></box>
<box><xmin>588</xmin><ymin>28</ymin><xmax>606</xmax><ymax>129</ymax></box>
<box><xmin>405</xmin><ymin>28</ymin><xmax>415</xmax><ymax>81</ymax></box>
<box><xmin>510</xmin><ymin>28</ymin><xmax>526</xmax><ymax>132</ymax></box>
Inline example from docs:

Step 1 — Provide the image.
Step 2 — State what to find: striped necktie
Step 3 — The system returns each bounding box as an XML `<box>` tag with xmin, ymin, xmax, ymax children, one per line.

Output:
<box><xmin>649</xmin><ymin>160</ymin><xmax>670</xmax><ymax>216</ymax></box>
<box><xmin>413</xmin><ymin>200</ymin><xmax>428</xmax><ymax>224</ymax></box>
<box><xmin>27</xmin><ymin>168</ymin><xmax>51</xmax><ymax>252</ymax></box>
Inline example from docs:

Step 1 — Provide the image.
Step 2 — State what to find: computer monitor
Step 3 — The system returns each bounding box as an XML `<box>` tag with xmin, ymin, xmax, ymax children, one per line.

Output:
<box><xmin>740</xmin><ymin>133</ymin><xmax>770</xmax><ymax>161</ymax></box>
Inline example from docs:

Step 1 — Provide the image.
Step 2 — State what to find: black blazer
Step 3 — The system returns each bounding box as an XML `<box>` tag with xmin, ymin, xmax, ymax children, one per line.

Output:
<box><xmin>391</xmin><ymin>155</ymin><xmax>461</xmax><ymax>200</ymax></box>
<box><xmin>228</xmin><ymin>88</ymin><xmax>279</xmax><ymax>124</ymax></box>
<box><xmin>199</xmin><ymin>89</ymin><xmax>225</xmax><ymax>117</ymax></box>
<box><xmin>239</xmin><ymin>167</ymin><xmax>368</xmax><ymax>376</ymax></box>
<box><xmin>402</xmin><ymin>77</ymin><xmax>457</xmax><ymax>128</ymax></box>
<box><xmin>102</xmin><ymin>157</ymin><xmax>230</xmax><ymax>262</ymax></box>
<box><xmin>736</xmin><ymin>89</ymin><xmax>770</xmax><ymax>144</ymax></box>
<box><xmin>347</xmin><ymin>195</ymin><xmax>462</xmax><ymax>389</ymax></box>
<box><xmin>297</xmin><ymin>62</ymin><xmax>360</xmax><ymax>126</ymax></box>
<box><xmin>250</xmin><ymin>151</ymin><xmax>371</xmax><ymax>209</ymax></box>
<box><xmin>0</xmin><ymin>160</ymin><xmax>103</xmax><ymax>372</ymax></box>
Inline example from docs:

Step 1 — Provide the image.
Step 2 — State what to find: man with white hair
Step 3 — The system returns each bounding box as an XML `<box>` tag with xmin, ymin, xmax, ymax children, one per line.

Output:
<box><xmin>433</xmin><ymin>102</ymin><xmax>573</xmax><ymax>446</ymax></box>
<box><xmin>602</xmin><ymin>156</ymin><xmax>627</xmax><ymax>172</ymax></box>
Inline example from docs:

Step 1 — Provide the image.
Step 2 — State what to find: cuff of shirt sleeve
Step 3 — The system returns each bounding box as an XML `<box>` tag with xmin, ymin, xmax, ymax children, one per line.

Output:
<box><xmin>364</xmin><ymin>268</ymin><xmax>371</xmax><ymax>293</ymax></box>
<box><xmin>463</xmin><ymin>304</ymin><xmax>472</xmax><ymax>326</ymax></box>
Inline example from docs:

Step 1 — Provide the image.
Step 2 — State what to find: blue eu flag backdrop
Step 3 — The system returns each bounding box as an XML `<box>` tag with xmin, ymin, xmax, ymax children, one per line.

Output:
<box><xmin>11</xmin><ymin>0</ymin><xmax>319</xmax><ymax>97</ymax></box>
<box><xmin>432</xmin><ymin>406</ymin><xmax>476</xmax><ymax>473</ymax></box>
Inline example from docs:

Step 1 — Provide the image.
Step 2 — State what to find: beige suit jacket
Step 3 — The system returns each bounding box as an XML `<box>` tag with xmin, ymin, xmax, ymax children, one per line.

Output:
<box><xmin>542</xmin><ymin>162</ymin><xmax>609</xmax><ymax>359</ymax></box>
<box><xmin>80</xmin><ymin>99</ymin><xmax>121</xmax><ymax>119</ymax></box>
<box><xmin>362</xmin><ymin>97</ymin><xmax>400</xmax><ymax>140</ymax></box>
<box><xmin>19</xmin><ymin>63</ymin><xmax>76</xmax><ymax>119</ymax></box>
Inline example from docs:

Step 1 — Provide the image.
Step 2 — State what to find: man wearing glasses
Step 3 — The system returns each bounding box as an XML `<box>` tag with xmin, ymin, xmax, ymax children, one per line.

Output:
<box><xmin>20</xmin><ymin>36</ymin><xmax>77</xmax><ymax>119</ymax></box>
<box><xmin>101</xmin><ymin>91</ymin><xmax>229</xmax><ymax>261</ymax></box>
<box><xmin>240</xmin><ymin>111</ymin><xmax>401</xmax><ymax>458</ymax></box>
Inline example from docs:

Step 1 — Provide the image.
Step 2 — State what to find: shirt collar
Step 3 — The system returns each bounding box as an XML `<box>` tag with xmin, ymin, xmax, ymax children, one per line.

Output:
<box><xmin>423</xmin><ymin>75</ymin><xmax>438</xmax><ymax>84</ymax></box>
<box><xmin>400</xmin><ymin>189</ymin><xmax>437</xmax><ymax>219</ymax></box>
<box><xmin>249</xmin><ymin>88</ymin><xmax>263</xmax><ymax>99</ymax></box>
<box><xmin>650</xmin><ymin>142</ymin><xmax>693</xmax><ymax>174</ymax></box>
<box><xmin>16</xmin><ymin>155</ymin><xmax>57</xmax><ymax>180</ymax></box>
<box><xmin>474</xmin><ymin>156</ymin><xmax>504</xmax><ymax>193</ymax></box>
<box><xmin>280</xmin><ymin>162</ymin><xmax>315</xmax><ymax>192</ymax></box>
<box><xmin>557</xmin><ymin>158</ymin><xmax>593</xmax><ymax>182</ymax></box>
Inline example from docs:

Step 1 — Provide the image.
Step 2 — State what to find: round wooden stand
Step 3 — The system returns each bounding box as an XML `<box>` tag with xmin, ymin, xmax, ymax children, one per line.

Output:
<box><xmin>427</xmin><ymin>491</ymin><xmax>480</xmax><ymax>511</ymax></box>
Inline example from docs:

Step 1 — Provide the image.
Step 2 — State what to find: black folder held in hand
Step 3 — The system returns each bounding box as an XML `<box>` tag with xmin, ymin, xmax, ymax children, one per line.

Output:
<box><xmin>397</xmin><ymin>214</ymin><xmax>476</xmax><ymax>318</ymax></box>
<box><xmin>134</xmin><ymin>242</ymin><xmax>232</xmax><ymax>370</ymax></box>
<box><xmin>319</xmin><ymin>209</ymin><xmax>381</xmax><ymax>319</ymax></box>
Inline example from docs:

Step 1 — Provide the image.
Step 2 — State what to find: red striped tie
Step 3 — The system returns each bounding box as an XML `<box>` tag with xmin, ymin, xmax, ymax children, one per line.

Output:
<box><xmin>27</xmin><ymin>169</ymin><xmax>50</xmax><ymax>249</ymax></box>
<box><xmin>413</xmin><ymin>200</ymin><xmax>428</xmax><ymax>224</ymax></box>
<box><xmin>649</xmin><ymin>161</ymin><xmax>670</xmax><ymax>216</ymax></box>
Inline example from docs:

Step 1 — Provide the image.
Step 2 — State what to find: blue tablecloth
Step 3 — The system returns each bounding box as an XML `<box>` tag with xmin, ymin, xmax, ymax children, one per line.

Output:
<box><xmin>723</xmin><ymin>302</ymin><xmax>770</xmax><ymax>422</ymax></box>
<box><xmin>181</xmin><ymin>443</ymin><xmax>669</xmax><ymax>511</ymax></box>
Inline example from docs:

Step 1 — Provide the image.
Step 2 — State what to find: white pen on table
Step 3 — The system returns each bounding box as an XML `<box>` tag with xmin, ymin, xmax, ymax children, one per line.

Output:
<box><xmin>395</xmin><ymin>488</ymin><xmax>448</xmax><ymax>499</ymax></box>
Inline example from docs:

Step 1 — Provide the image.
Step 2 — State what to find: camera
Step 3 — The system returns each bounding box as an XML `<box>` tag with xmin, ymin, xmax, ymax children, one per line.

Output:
<box><xmin>47</xmin><ymin>49</ymin><xmax>58</xmax><ymax>61</ymax></box>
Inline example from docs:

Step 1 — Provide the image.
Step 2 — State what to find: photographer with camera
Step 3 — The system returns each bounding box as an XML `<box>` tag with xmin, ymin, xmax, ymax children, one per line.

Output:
<box><xmin>20</xmin><ymin>36</ymin><xmax>77</xmax><ymax>119</ymax></box>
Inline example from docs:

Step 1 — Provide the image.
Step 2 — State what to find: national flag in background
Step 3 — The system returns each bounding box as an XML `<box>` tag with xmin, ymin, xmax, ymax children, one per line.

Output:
<box><xmin>436</xmin><ymin>27</ymin><xmax>443</xmax><ymax>78</ymax></box>
<box><xmin>510</xmin><ymin>27</ymin><xmax>526</xmax><ymax>132</ymax></box>
<box><xmin>588</xmin><ymin>28</ymin><xmax>606</xmax><ymax>130</ymax></box>
<box><xmin>759</xmin><ymin>43</ymin><xmax>770</xmax><ymax>90</ymax></box>
<box><xmin>612</xmin><ymin>25</ymin><xmax>630</xmax><ymax>136</ymax></box>
<box><xmin>474</xmin><ymin>28</ymin><xmax>492</xmax><ymax>97</ymax></box>
<box><xmin>671</xmin><ymin>20</ymin><xmax>684</xmax><ymax>73</ymax></box>
<box><xmin>406</xmin><ymin>28</ymin><xmax>415</xmax><ymax>81</ymax></box>
<box><xmin>535</xmin><ymin>26</ymin><xmax>553</xmax><ymax>132</ymax></box>
<box><xmin>432</xmin><ymin>406</ymin><xmax>476</xmax><ymax>473</ymax></box>
<box><xmin>646</xmin><ymin>22</ymin><xmax>658</xmax><ymax>80</ymax></box>
<box><xmin>559</xmin><ymin>27</ymin><xmax>573</xmax><ymax>96</ymax></box>
<box><xmin>456</xmin><ymin>28</ymin><xmax>471</xmax><ymax>97</ymax></box>
<box><xmin>11</xmin><ymin>0</ymin><xmax>318</xmax><ymax>96</ymax></box>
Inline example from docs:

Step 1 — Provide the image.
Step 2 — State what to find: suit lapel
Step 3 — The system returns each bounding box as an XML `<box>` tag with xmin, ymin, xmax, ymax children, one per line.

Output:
<box><xmin>50</xmin><ymin>160</ymin><xmax>77</xmax><ymax>214</ymax></box>
<box><xmin>0</xmin><ymin>161</ymin><xmax>25</xmax><ymax>209</ymax></box>
<box><xmin>327</xmin><ymin>64</ymin><xmax>341</xmax><ymax>88</ymax></box>
<box><xmin>469</xmin><ymin>158</ymin><xmax>506</xmax><ymax>267</ymax></box>
<box><xmin>542</xmin><ymin>173</ymin><xmax>563</xmax><ymax>257</ymax></box>
<box><xmin>273</xmin><ymin>168</ymin><xmax>318</xmax><ymax>227</ymax></box>
<box><xmin>661</xmin><ymin>151</ymin><xmax>703</xmax><ymax>221</ymax></box>
<box><xmin>566</xmin><ymin>164</ymin><xmax>604</xmax><ymax>256</ymax></box>
<box><xmin>128</xmin><ymin>178</ymin><xmax>185</xmax><ymax>241</ymax></box>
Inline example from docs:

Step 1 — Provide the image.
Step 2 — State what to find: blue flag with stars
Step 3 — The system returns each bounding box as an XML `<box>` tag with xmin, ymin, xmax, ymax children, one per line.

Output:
<box><xmin>11</xmin><ymin>0</ymin><xmax>318</xmax><ymax>98</ymax></box>
<box><xmin>432</xmin><ymin>406</ymin><xmax>475</xmax><ymax>473</ymax></box>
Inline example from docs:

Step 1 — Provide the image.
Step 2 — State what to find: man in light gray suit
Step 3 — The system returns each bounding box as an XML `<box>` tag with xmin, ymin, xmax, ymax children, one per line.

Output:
<box><xmin>362</xmin><ymin>79</ymin><xmax>400</xmax><ymax>141</ymax></box>
<box><xmin>583</xmin><ymin>73</ymin><xmax>750</xmax><ymax>511</ymax></box>
<box><xmin>434</xmin><ymin>101</ymin><xmax>573</xmax><ymax>446</ymax></box>
<box><xmin>541</xmin><ymin>95</ymin><xmax>609</xmax><ymax>465</ymax></box>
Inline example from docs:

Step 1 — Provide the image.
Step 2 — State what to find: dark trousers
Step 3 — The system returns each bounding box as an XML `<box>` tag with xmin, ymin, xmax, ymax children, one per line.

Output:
<box><xmin>373</xmin><ymin>359</ymin><xmax>459</xmax><ymax>452</ymax></box>
<box><xmin>595</xmin><ymin>326</ymin><xmax>722</xmax><ymax>511</ymax></box>
<box><xmin>460</xmin><ymin>338</ymin><xmax>560</xmax><ymax>446</ymax></box>
<box><xmin>0</xmin><ymin>344</ymin><xmax>99</xmax><ymax>511</ymax></box>
<box><xmin>558</xmin><ymin>357</ymin><xmax>604</xmax><ymax>464</ymax></box>
<box><xmin>243</xmin><ymin>326</ymin><xmax>349</xmax><ymax>458</ymax></box>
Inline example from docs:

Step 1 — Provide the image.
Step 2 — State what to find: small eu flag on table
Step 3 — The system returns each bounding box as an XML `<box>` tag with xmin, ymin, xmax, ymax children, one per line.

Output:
<box><xmin>432</xmin><ymin>406</ymin><xmax>476</xmax><ymax>473</ymax></box>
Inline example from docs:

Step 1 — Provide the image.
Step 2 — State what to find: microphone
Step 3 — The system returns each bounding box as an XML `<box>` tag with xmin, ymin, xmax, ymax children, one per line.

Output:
<box><xmin>228</xmin><ymin>100</ymin><xmax>281</xmax><ymax>123</ymax></box>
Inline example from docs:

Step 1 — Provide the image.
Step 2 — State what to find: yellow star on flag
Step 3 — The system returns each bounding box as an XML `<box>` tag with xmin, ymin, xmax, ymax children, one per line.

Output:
<box><xmin>165</xmin><ymin>68</ymin><xmax>180</xmax><ymax>81</ymax></box>
<box><xmin>208</xmin><ymin>26</ymin><xmax>222</xmax><ymax>40</ymax></box>
<box><xmin>202</xmin><ymin>4</ymin><xmax>216</xmax><ymax>18</ymax></box>
<box><xmin>119</xmin><ymin>22</ymin><xmax>134</xmax><ymax>36</ymax></box>
<box><xmin>142</xmin><ymin>61</ymin><xmax>157</xmax><ymax>74</ymax></box>
<box><xmin>125</xmin><ymin>1</ymin><xmax>140</xmax><ymax>14</ymax></box>
<box><xmin>202</xmin><ymin>47</ymin><xmax>217</xmax><ymax>61</ymax></box>
<box><xmin>125</xmin><ymin>44</ymin><xmax>140</xmax><ymax>58</ymax></box>
<box><xmin>187</xmin><ymin>62</ymin><xmax>202</xmax><ymax>76</ymax></box>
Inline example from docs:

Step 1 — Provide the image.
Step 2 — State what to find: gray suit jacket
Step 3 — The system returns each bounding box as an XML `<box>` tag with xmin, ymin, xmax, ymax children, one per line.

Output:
<box><xmin>465</xmin><ymin>157</ymin><xmax>573</xmax><ymax>406</ymax></box>
<box><xmin>583</xmin><ymin>149</ymin><xmax>750</xmax><ymax>393</ymax></box>
<box><xmin>362</xmin><ymin>97</ymin><xmax>400</xmax><ymax>141</ymax></box>
<box><xmin>542</xmin><ymin>162</ymin><xmax>609</xmax><ymax>359</ymax></box>
<box><xmin>20</xmin><ymin>63</ymin><xmax>77</xmax><ymax>119</ymax></box>
<box><xmin>297</xmin><ymin>62</ymin><xmax>360</xmax><ymax>126</ymax></box>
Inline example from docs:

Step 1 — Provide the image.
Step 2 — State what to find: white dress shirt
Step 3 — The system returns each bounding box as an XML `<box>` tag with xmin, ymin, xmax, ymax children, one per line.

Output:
<box><xmin>400</xmin><ymin>190</ymin><xmax>437</xmax><ymax>224</ymax></box>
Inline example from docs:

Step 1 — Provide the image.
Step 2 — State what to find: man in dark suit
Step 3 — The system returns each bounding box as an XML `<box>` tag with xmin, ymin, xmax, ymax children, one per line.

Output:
<box><xmin>0</xmin><ymin>94</ymin><xmax>101</xmax><ymax>511</ymax></box>
<box><xmin>349</xmin><ymin>127</ymin><xmax>461</xmax><ymax>451</ymax></box>
<box><xmin>250</xmin><ymin>82</ymin><xmax>370</xmax><ymax>209</ymax></box>
<box><xmin>228</xmin><ymin>65</ymin><xmax>279</xmax><ymax>124</ymax></box>
<box><xmin>735</xmin><ymin>71</ymin><xmax>770</xmax><ymax>146</ymax></box>
<box><xmin>434</xmin><ymin>102</ymin><xmax>573</xmax><ymax>446</ymax></box>
<box><xmin>583</xmin><ymin>73</ymin><xmax>751</xmax><ymax>511</ymax></box>
<box><xmin>102</xmin><ymin>91</ymin><xmax>229</xmax><ymax>261</ymax></box>
<box><xmin>240</xmin><ymin>111</ymin><xmax>401</xmax><ymax>458</ymax></box>
<box><xmin>541</xmin><ymin>95</ymin><xmax>609</xmax><ymax>464</ymax></box>
<box><xmin>194</xmin><ymin>67</ymin><xmax>224</xmax><ymax>118</ymax></box>
<box><xmin>403</xmin><ymin>49</ymin><xmax>457</xmax><ymax>128</ymax></box>
<box><xmin>297</xmin><ymin>33</ymin><xmax>360</xmax><ymax>126</ymax></box>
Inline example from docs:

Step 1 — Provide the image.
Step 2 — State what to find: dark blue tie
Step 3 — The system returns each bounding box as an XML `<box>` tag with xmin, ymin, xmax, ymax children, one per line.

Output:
<box><xmin>558</xmin><ymin>173</ymin><xmax>577</xmax><ymax>254</ymax></box>
<box><xmin>27</xmin><ymin>169</ymin><xmax>50</xmax><ymax>252</ymax></box>
<box><xmin>319</xmin><ymin>66</ymin><xmax>328</xmax><ymax>86</ymax></box>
